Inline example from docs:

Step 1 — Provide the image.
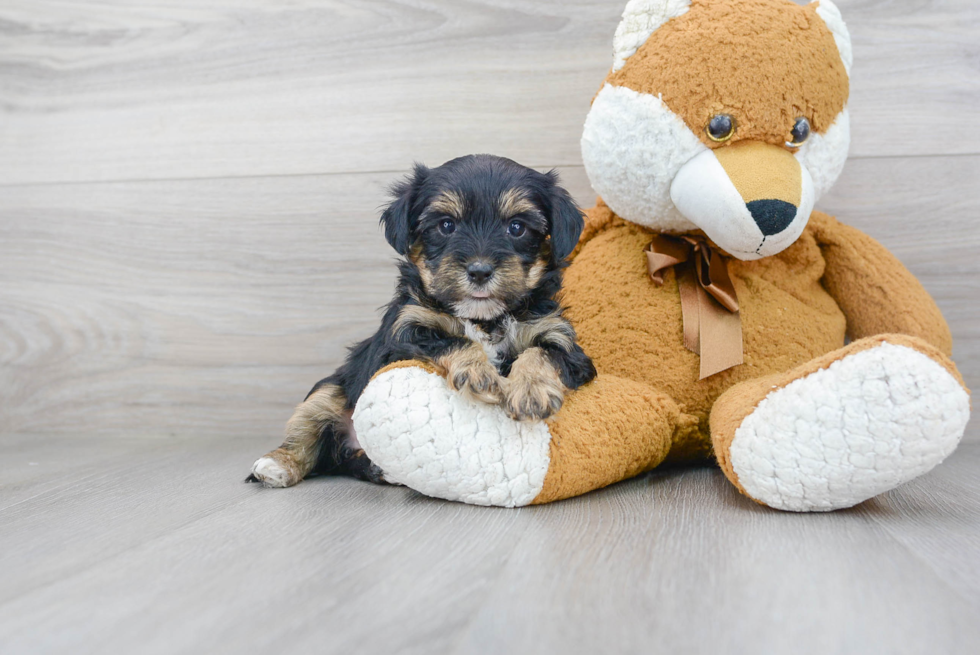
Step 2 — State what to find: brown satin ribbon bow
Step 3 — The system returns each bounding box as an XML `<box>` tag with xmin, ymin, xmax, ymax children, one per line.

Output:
<box><xmin>645</xmin><ymin>235</ymin><xmax>743</xmax><ymax>379</ymax></box>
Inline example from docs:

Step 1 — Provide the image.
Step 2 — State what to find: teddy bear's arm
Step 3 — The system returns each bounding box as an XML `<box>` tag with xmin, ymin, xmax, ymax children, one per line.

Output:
<box><xmin>809</xmin><ymin>211</ymin><xmax>953</xmax><ymax>355</ymax></box>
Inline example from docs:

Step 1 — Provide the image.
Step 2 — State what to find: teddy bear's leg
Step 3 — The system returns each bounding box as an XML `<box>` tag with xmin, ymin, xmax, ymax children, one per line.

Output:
<box><xmin>710</xmin><ymin>335</ymin><xmax>971</xmax><ymax>512</ymax></box>
<box><xmin>351</xmin><ymin>361</ymin><xmax>688</xmax><ymax>506</ymax></box>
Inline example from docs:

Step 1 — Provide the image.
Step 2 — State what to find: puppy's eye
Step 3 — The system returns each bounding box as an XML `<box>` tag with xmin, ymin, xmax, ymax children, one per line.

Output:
<box><xmin>507</xmin><ymin>220</ymin><xmax>526</xmax><ymax>237</ymax></box>
<box><xmin>438</xmin><ymin>219</ymin><xmax>456</xmax><ymax>235</ymax></box>
<box><xmin>706</xmin><ymin>114</ymin><xmax>735</xmax><ymax>142</ymax></box>
<box><xmin>787</xmin><ymin>117</ymin><xmax>811</xmax><ymax>147</ymax></box>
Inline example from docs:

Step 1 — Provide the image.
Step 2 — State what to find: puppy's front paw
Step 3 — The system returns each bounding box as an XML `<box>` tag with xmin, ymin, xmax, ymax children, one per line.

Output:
<box><xmin>505</xmin><ymin>347</ymin><xmax>566</xmax><ymax>421</ymax></box>
<box><xmin>450</xmin><ymin>360</ymin><xmax>505</xmax><ymax>404</ymax></box>
<box><xmin>506</xmin><ymin>380</ymin><xmax>564</xmax><ymax>421</ymax></box>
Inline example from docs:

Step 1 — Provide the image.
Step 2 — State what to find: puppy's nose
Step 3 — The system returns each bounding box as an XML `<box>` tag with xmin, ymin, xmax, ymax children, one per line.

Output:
<box><xmin>747</xmin><ymin>199</ymin><xmax>797</xmax><ymax>236</ymax></box>
<box><xmin>466</xmin><ymin>262</ymin><xmax>494</xmax><ymax>285</ymax></box>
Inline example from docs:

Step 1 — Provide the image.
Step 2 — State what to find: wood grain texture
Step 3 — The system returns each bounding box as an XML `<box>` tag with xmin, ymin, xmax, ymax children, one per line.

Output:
<box><xmin>1</xmin><ymin>158</ymin><xmax>976</xmax><ymax>438</ymax></box>
<box><xmin>0</xmin><ymin>435</ymin><xmax>977</xmax><ymax>654</ymax></box>
<box><xmin>0</xmin><ymin>0</ymin><xmax>978</xmax><ymax>185</ymax></box>
<box><xmin>1</xmin><ymin>1</ymin><xmax>977</xmax><ymax>652</ymax></box>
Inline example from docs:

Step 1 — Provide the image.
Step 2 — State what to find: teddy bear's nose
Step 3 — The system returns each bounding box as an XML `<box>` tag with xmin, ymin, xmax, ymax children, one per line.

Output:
<box><xmin>747</xmin><ymin>199</ymin><xmax>797</xmax><ymax>236</ymax></box>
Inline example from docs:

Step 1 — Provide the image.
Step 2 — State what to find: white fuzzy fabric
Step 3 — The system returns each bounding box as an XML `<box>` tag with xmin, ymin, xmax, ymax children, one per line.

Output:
<box><xmin>730</xmin><ymin>343</ymin><xmax>970</xmax><ymax>512</ymax></box>
<box><xmin>352</xmin><ymin>367</ymin><xmax>552</xmax><ymax>507</ymax></box>
<box><xmin>813</xmin><ymin>0</ymin><xmax>853</xmax><ymax>75</ymax></box>
<box><xmin>611</xmin><ymin>0</ymin><xmax>691</xmax><ymax>72</ymax></box>
<box><xmin>669</xmin><ymin>148</ymin><xmax>814</xmax><ymax>260</ymax></box>
<box><xmin>795</xmin><ymin>110</ymin><xmax>850</xmax><ymax>202</ymax></box>
<box><xmin>582</xmin><ymin>83</ymin><xmax>704</xmax><ymax>233</ymax></box>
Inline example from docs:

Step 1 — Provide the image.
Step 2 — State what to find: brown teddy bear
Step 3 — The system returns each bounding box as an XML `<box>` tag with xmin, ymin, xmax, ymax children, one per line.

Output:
<box><xmin>350</xmin><ymin>0</ymin><xmax>971</xmax><ymax>511</ymax></box>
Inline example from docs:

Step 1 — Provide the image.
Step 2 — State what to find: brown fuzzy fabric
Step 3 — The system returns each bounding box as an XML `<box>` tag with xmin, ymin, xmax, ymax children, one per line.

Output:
<box><xmin>532</xmin><ymin>374</ymin><xmax>697</xmax><ymax>504</ymax></box>
<box><xmin>808</xmin><ymin>212</ymin><xmax>954</xmax><ymax>355</ymax></box>
<box><xmin>606</xmin><ymin>0</ymin><xmax>849</xmax><ymax>149</ymax></box>
<box><xmin>709</xmin><ymin>334</ymin><xmax>967</xmax><ymax>500</ymax></box>
<box><xmin>561</xmin><ymin>201</ymin><xmax>964</xmax><ymax>473</ymax></box>
<box><xmin>371</xmin><ymin>202</ymin><xmax>961</xmax><ymax>504</ymax></box>
<box><xmin>363</xmin><ymin>0</ymin><xmax>966</xmax><ymax>506</ymax></box>
<box><xmin>567</xmin><ymin>197</ymin><xmax>619</xmax><ymax>261</ymax></box>
<box><xmin>562</xmin><ymin>207</ymin><xmax>852</xmax><ymax>460</ymax></box>
<box><xmin>372</xmin><ymin>359</ymin><xmax>442</xmax><ymax>380</ymax></box>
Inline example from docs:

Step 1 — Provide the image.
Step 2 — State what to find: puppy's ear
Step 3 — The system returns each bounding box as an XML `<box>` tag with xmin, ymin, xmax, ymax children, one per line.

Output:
<box><xmin>380</xmin><ymin>163</ymin><xmax>429</xmax><ymax>255</ymax></box>
<box><xmin>543</xmin><ymin>170</ymin><xmax>585</xmax><ymax>262</ymax></box>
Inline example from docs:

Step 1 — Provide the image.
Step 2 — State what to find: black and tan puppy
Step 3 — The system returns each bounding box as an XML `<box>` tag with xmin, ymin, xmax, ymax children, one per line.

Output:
<box><xmin>248</xmin><ymin>154</ymin><xmax>596</xmax><ymax>488</ymax></box>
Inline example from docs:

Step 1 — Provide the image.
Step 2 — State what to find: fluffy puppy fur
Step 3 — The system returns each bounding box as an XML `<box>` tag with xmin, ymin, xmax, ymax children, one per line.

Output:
<box><xmin>247</xmin><ymin>154</ymin><xmax>597</xmax><ymax>488</ymax></box>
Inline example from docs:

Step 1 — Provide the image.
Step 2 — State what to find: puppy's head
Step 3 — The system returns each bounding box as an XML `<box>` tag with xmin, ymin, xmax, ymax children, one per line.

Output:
<box><xmin>380</xmin><ymin>155</ymin><xmax>584</xmax><ymax>320</ymax></box>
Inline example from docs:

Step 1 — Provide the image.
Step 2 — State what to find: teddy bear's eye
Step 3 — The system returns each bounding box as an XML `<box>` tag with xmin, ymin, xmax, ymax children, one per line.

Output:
<box><xmin>706</xmin><ymin>114</ymin><xmax>735</xmax><ymax>142</ymax></box>
<box><xmin>787</xmin><ymin>117</ymin><xmax>811</xmax><ymax>147</ymax></box>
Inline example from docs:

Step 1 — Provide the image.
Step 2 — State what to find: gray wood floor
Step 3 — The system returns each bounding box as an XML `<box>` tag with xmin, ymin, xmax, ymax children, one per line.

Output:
<box><xmin>2</xmin><ymin>1</ymin><xmax>979</xmax><ymax>652</ymax></box>
<box><xmin>1</xmin><ymin>435</ymin><xmax>978</xmax><ymax>654</ymax></box>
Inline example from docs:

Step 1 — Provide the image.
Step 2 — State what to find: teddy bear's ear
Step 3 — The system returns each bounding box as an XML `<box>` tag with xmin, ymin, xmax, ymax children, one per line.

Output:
<box><xmin>611</xmin><ymin>0</ymin><xmax>691</xmax><ymax>73</ymax></box>
<box><xmin>811</xmin><ymin>0</ymin><xmax>853</xmax><ymax>75</ymax></box>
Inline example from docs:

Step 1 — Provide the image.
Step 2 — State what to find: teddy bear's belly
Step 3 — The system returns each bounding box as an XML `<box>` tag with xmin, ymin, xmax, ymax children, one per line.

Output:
<box><xmin>564</xmin><ymin>223</ymin><xmax>847</xmax><ymax>458</ymax></box>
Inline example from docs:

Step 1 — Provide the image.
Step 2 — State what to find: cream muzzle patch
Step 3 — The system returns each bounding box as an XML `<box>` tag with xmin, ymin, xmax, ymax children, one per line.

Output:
<box><xmin>670</xmin><ymin>145</ymin><xmax>815</xmax><ymax>260</ymax></box>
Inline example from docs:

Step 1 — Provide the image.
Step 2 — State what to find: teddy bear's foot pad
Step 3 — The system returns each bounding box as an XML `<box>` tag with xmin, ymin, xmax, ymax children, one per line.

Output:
<box><xmin>352</xmin><ymin>366</ymin><xmax>553</xmax><ymax>507</ymax></box>
<box><xmin>730</xmin><ymin>343</ymin><xmax>969</xmax><ymax>512</ymax></box>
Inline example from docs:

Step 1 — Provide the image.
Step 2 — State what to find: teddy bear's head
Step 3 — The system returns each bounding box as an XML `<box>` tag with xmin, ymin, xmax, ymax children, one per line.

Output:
<box><xmin>582</xmin><ymin>0</ymin><xmax>851</xmax><ymax>260</ymax></box>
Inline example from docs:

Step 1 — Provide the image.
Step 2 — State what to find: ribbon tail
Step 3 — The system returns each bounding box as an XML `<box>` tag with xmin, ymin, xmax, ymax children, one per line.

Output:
<box><xmin>647</xmin><ymin>235</ymin><xmax>743</xmax><ymax>379</ymax></box>
<box><xmin>676</xmin><ymin>264</ymin><xmax>701</xmax><ymax>355</ymax></box>
<box><xmin>697</xmin><ymin>290</ymin><xmax>744</xmax><ymax>379</ymax></box>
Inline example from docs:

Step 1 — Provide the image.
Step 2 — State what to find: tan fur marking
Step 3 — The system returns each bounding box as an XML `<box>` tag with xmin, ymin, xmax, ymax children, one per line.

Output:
<box><xmin>430</xmin><ymin>190</ymin><xmax>466</xmax><ymax>219</ymax></box>
<box><xmin>407</xmin><ymin>243</ymin><xmax>437</xmax><ymax>291</ymax></box>
<box><xmin>512</xmin><ymin>313</ymin><xmax>576</xmax><ymax>353</ymax></box>
<box><xmin>606</xmin><ymin>0</ymin><xmax>849</xmax><ymax>148</ymax></box>
<box><xmin>418</xmin><ymin>262</ymin><xmax>435</xmax><ymax>290</ymax></box>
<box><xmin>428</xmin><ymin>255</ymin><xmax>470</xmax><ymax>302</ymax></box>
<box><xmin>498</xmin><ymin>188</ymin><xmax>537</xmax><ymax>219</ymax></box>
<box><xmin>526</xmin><ymin>257</ymin><xmax>548</xmax><ymax>289</ymax></box>
<box><xmin>489</xmin><ymin>255</ymin><xmax>527</xmax><ymax>293</ymax></box>
<box><xmin>394</xmin><ymin>305</ymin><xmax>465</xmax><ymax>338</ymax></box>
<box><xmin>442</xmin><ymin>255</ymin><xmax>526</xmax><ymax>320</ymax></box>
<box><xmin>259</xmin><ymin>385</ymin><xmax>347</xmax><ymax>486</ymax></box>
<box><xmin>714</xmin><ymin>141</ymin><xmax>803</xmax><ymax>206</ymax></box>
<box><xmin>437</xmin><ymin>343</ymin><xmax>506</xmax><ymax>404</ymax></box>
<box><xmin>505</xmin><ymin>347</ymin><xmax>567</xmax><ymax>421</ymax></box>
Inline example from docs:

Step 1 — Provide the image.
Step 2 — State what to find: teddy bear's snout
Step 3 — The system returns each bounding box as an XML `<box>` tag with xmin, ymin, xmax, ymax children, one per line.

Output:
<box><xmin>669</xmin><ymin>140</ymin><xmax>815</xmax><ymax>261</ymax></box>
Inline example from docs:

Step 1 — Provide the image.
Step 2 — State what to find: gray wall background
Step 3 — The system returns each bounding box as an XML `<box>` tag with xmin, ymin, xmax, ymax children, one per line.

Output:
<box><xmin>1</xmin><ymin>0</ymin><xmax>977</xmax><ymax>441</ymax></box>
